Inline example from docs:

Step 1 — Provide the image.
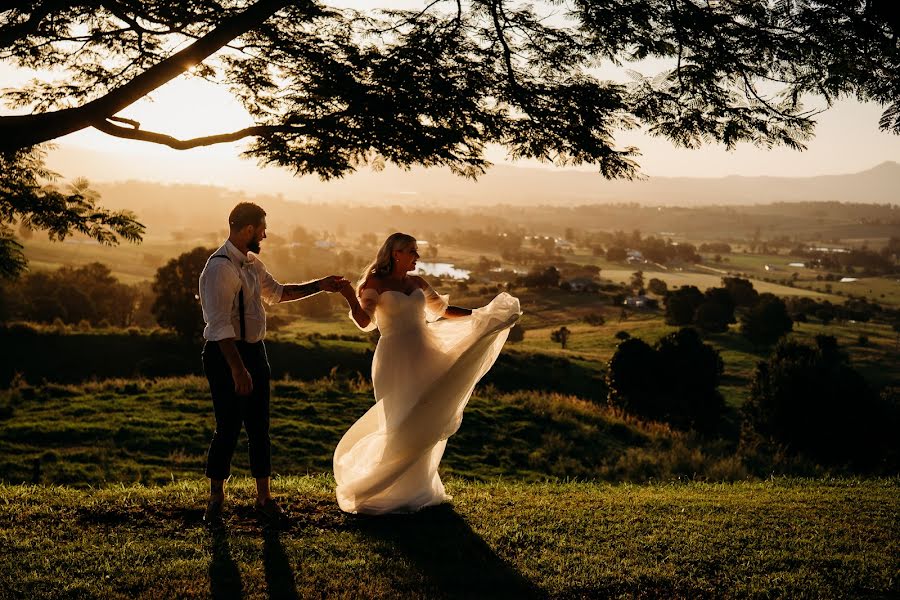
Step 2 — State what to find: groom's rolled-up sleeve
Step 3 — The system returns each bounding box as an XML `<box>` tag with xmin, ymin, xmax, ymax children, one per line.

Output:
<box><xmin>255</xmin><ymin>258</ymin><xmax>284</xmax><ymax>304</ymax></box>
<box><xmin>200</xmin><ymin>262</ymin><xmax>240</xmax><ymax>341</ymax></box>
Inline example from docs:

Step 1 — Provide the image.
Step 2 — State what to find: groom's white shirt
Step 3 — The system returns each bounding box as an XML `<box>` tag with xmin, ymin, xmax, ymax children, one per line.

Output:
<box><xmin>198</xmin><ymin>240</ymin><xmax>284</xmax><ymax>343</ymax></box>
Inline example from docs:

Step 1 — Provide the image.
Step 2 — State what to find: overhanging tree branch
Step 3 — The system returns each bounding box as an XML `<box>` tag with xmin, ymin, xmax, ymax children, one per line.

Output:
<box><xmin>0</xmin><ymin>0</ymin><xmax>298</xmax><ymax>152</ymax></box>
<box><xmin>93</xmin><ymin>119</ymin><xmax>309</xmax><ymax>149</ymax></box>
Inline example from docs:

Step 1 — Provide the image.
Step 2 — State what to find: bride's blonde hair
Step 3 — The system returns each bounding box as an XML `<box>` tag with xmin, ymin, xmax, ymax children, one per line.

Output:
<box><xmin>357</xmin><ymin>232</ymin><xmax>416</xmax><ymax>295</ymax></box>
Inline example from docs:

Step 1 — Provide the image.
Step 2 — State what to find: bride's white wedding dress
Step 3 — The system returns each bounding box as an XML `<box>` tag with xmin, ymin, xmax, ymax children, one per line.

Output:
<box><xmin>333</xmin><ymin>283</ymin><xmax>521</xmax><ymax>514</ymax></box>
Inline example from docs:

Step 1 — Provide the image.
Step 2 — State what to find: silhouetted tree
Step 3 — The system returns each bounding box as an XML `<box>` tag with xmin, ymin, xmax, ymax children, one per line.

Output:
<box><xmin>664</xmin><ymin>285</ymin><xmax>704</xmax><ymax>326</ymax></box>
<box><xmin>630</xmin><ymin>271</ymin><xmax>644</xmax><ymax>292</ymax></box>
<box><xmin>606</xmin><ymin>337</ymin><xmax>662</xmax><ymax>416</ymax></box>
<box><xmin>647</xmin><ymin>278</ymin><xmax>668</xmax><ymax>296</ymax></box>
<box><xmin>694</xmin><ymin>287</ymin><xmax>736</xmax><ymax>333</ymax></box>
<box><xmin>655</xmin><ymin>328</ymin><xmax>725</xmax><ymax>432</ymax></box>
<box><xmin>520</xmin><ymin>266</ymin><xmax>560</xmax><ymax>289</ymax></box>
<box><xmin>740</xmin><ymin>293</ymin><xmax>793</xmax><ymax>345</ymax></box>
<box><xmin>745</xmin><ymin>335</ymin><xmax>897</xmax><ymax>471</ymax></box>
<box><xmin>607</xmin><ymin>328</ymin><xmax>724</xmax><ymax>432</ymax></box>
<box><xmin>551</xmin><ymin>326</ymin><xmax>571</xmax><ymax>349</ymax></box>
<box><xmin>0</xmin><ymin>149</ymin><xmax>144</xmax><ymax>278</ymax></box>
<box><xmin>721</xmin><ymin>277</ymin><xmax>760</xmax><ymax>308</ymax></box>
<box><xmin>152</xmin><ymin>246</ymin><xmax>215</xmax><ymax>339</ymax></box>
<box><xmin>816</xmin><ymin>307</ymin><xmax>835</xmax><ymax>325</ymax></box>
<box><xmin>3</xmin><ymin>262</ymin><xmax>138</xmax><ymax>326</ymax></box>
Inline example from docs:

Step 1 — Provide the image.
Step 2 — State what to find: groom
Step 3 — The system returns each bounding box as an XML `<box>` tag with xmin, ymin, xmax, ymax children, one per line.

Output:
<box><xmin>199</xmin><ymin>201</ymin><xmax>347</xmax><ymax>525</ymax></box>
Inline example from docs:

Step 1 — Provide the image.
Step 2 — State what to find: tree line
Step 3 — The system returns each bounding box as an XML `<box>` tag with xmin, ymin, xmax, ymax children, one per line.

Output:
<box><xmin>606</xmin><ymin>327</ymin><xmax>899</xmax><ymax>475</ymax></box>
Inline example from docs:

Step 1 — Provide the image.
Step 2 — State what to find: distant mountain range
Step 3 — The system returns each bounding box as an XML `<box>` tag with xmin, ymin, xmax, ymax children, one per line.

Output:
<box><xmin>46</xmin><ymin>144</ymin><xmax>900</xmax><ymax>206</ymax></box>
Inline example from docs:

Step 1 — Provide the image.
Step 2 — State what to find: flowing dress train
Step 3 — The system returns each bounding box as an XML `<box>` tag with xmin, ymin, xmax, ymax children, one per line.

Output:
<box><xmin>333</xmin><ymin>284</ymin><xmax>521</xmax><ymax>514</ymax></box>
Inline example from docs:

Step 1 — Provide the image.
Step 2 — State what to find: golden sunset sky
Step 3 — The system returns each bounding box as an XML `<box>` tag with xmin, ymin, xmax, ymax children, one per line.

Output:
<box><xmin>3</xmin><ymin>0</ymin><xmax>899</xmax><ymax>195</ymax></box>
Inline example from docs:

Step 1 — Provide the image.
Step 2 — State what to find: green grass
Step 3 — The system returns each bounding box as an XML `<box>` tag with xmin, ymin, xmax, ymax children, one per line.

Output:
<box><xmin>835</xmin><ymin>276</ymin><xmax>900</xmax><ymax>306</ymax></box>
<box><xmin>0</xmin><ymin>477</ymin><xmax>896</xmax><ymax>599</ymax></box>
<box><xmin>0</xmin><ymin>376</ymin><xmax>746</xmax><ymax>487</ymax></box>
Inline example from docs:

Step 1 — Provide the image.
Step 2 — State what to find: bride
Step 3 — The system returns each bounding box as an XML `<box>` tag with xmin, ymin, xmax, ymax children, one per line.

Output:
<box><xmin>334</xmin><ymin>233</ymin><xmax>521</xmax><ymax>514</ymax></box>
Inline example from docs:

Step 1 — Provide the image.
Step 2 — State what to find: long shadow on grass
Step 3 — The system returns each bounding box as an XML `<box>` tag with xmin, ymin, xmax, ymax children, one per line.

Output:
<box><xmin>263</xmin><ymin>528</ymin><xmax>299</xmax><ymax>600</ymax></box>
<box><xmin>209</xmin><ymin>528</ymin><xmax>243</xmax><ymax>600</ymax></box>
<box><xmin>352</xmin><ymin>504</ymin><xmax>541</xmax><ymax>599</ymax></box>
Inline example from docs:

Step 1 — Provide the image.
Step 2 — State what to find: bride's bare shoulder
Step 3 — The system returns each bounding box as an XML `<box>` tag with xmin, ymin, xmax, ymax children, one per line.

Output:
<box><xmin>360</xmin><ymin>274</ymin><xmax>381</xmax><ymax>293</ymax></box>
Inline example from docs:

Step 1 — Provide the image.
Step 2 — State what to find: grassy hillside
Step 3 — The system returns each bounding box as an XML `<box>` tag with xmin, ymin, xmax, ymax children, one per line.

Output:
<box><xmin>1</xmin><ymin>477</ymin><xmax>896</xmax><ymax>599</ymax></box>
<box><xmin>0</xmin><ymin>376</ymin><xmax>742</xmax><ymax>487</ymax></box>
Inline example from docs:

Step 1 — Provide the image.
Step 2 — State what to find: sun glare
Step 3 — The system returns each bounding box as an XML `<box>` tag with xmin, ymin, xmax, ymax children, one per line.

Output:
<box><xmin>63</xmin><ymin>76</ymin><xmax>254</xmax><ymax>154</ymax></box>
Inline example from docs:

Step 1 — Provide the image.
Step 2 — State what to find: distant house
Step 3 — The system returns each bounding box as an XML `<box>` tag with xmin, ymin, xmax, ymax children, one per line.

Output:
<box><xmin>314</xmin><ymin>240</ymin><xmax>336</xmax><ymax>249</ymax></box>
<box><xmin>763</xmin><ymin>264</ymin><xmax>781</xmax><ymax>271</ymax></box>
<box><xmin>623</xmin><ymin>295</ymin><xmax>658</xmax><ymax>308</ymax></box>
<box><xmin>626</xmin><ymin>249</ymin><xmax>645</xmax><ymax>264</ymax></box>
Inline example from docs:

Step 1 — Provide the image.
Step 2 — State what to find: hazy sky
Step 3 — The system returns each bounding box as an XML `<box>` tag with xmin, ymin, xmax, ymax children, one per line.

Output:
<box><xmin>3</xmin><ymin>0</ymin><xmax>898</xmax><ymax>190</ymax></box>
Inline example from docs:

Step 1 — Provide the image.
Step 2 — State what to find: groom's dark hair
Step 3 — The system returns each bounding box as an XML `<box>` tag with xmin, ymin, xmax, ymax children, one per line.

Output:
<box><xmin>229</xmin><ymin>202</ymin><xmax>266</xmax><ymax>230</ymax></box>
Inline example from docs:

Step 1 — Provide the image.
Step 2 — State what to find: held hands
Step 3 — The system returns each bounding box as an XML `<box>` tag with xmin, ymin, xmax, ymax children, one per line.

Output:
<box><xmin>338</xmin><ymin>279</ymin><xmax>356</xmax><ymax>301</ymax></box>
<box><xmin>318</xmin><ymin>275</ymin><xmax>350</xmax><ymax>293</ymax></box>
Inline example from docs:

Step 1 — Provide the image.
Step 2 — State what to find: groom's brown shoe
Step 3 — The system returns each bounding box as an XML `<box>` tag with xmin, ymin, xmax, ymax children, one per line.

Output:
<box><xmin>203</xmin><ymin>498</ymin><xmax>224</xmax><ymax>526</ymax></box>
<box><xmin>255</xmin><ymin>497</ymin><xmax>288</xmax><ymax>527</ymax></box>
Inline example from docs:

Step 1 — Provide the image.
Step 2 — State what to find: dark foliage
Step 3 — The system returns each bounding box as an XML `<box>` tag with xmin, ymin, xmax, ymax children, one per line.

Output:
<box><xmin>721</xmin><ymin>277</ymin><xmax>759</xmax><ymax>308</ymax></box>
<box><xmin>0</xmin><ymin>262</ymin><xmax>143</xmax><ymax>327</ymax></box>
<box><xmin>745</xmin><ymin>336</ymin><xmax>899</xmax><ymax>472</ymax></box>
<box><xmin>2</xmin><ymin>1</ymin><xmax>897</xmax><ymax>275</ymax></box>
<box><xmin>519</xmin><ymin>266</ymin><xmax>561</xmax><ymax>289</ymax></box>
<box><xmin>550</xmin><ymin>326</ymin><xmax>571</xmax><ymax>349</ymax></box>
<box><xmin>664</xmin><ymin>285</ymin><xmax>704</xmax><ymax>326</ymax></box>
<box><xmin>0</xmin><ymin>148</ymin><xmax>144</xmax><ymax>278</ymax></box>
<box><xmin>151</xmin><ymin>246</ymin><xmax>215</xmax><ymax>340</ymax></box>
<box><xmin>647</xmin><ymin>278</ymin><xmax>668</xmax><ymax>296</ymax></box>
<box><xmin>694</xmin><ymin>287</ymin><xmax>736</xmax><ymax>333</ymax></box>
<box><xmin>607</xmin><ymin>328</ymin><xmax>724</xmax><ymax>433</ymax></box>
<box><xmin>740</xmin><ymin>293</ymin><xmax>793</xmax><ymax>345</ymax></box>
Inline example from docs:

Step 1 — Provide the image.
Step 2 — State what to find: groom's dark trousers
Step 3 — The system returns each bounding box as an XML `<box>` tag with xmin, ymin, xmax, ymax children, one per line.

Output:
<box><xmin>203</xmin><ymin>339</ymin><xmax>272</xmax><ymax>480</ymax></box>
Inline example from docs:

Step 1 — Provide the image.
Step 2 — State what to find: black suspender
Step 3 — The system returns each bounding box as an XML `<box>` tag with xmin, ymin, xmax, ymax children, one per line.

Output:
<box><xmin>210</xmin><ymin>254</ymin><xmax>245</xmax><ymax>341</ymax></box>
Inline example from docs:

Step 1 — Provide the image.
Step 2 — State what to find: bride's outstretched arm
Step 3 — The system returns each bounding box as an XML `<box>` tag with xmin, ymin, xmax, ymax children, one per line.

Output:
<box><xmin>340</xmin><ymin>283</ymin><xmax>372</xmax><ymax>330</ymax></box>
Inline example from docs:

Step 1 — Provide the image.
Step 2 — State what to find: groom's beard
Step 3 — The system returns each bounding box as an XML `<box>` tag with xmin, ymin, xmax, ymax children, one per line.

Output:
<box><xmin>248</xmin><ymin>239</ymin><xmax>261</xmax><ymax>253</ymax></box>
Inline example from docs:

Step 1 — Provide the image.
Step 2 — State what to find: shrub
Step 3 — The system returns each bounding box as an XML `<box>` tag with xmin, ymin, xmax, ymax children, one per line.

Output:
<box><xmin>550</xmin><ymin>326</ymin><xmax>571</xmax><ymax>349</ymax></box>
<box><xmin>740</xmin><ymin>293</ymin><xmax>792</xmax><ymax>345</ymax></box>
<box><xmin>664</xmin><ymin>286</ymin><xmax>703</xmax><ymax>326</ymax></box>
<box><xmin>816</xmin><ymin>307</ymin><xmax>834</xmax><ymax>325</ymax></box>
<box><xmin>694</xmin><ymin>288</ymin><xmax>736</xmax><ymax>333</ymax></box>
<box><xmin>721</xmin><ymin>277</ymin><xmax>759</xmax><ymax>308</ymax></box>
<box><xmin>152</xmin><ymin>246</ymin><xmax>215</xmax><ymax>340</ymax></box>
<box><xmin>647</xmin><ymin>278</ymin><xmax>668</xmax><ymax>295</ymax></box>
<box><xmin>583</xmin><ymin>313</ymin><xmax>606</xmax><ymax>326</ymax></box>
<box><xmin>606</xmin><ymin>337</ymin><xmax>661</xmax><ymax>415</ymax></box>
<box><xmin>744</xmin><ymin>336</ymin><xmax>897</xmax><ymax>471</ymax></box>
<box><xmin>507</xmin><ymin>323</ymin><xmax>525</xmax><ymax>342</ymax></box>
<box><xmin>606</xmin><ymin>328</ymin><xmax>724</xmax><ymax>433</ymax></box>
